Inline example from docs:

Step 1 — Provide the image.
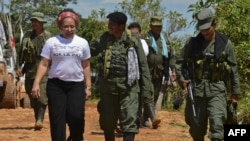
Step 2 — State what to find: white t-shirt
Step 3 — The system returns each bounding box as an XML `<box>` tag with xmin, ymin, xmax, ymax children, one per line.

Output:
<box><xmin>41</xmin><ymin>35</ymin><xmax>91</xmax><ymax>82</ymax></box>
<box><xmin>140</xmin><ymin>39</ymin><xmax>149</xmax><ymax>56</ymax></box>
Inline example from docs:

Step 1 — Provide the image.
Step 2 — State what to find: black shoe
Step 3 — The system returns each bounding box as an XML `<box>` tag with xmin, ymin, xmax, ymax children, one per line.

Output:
<box><xmin>104</xmin><ymin>132</ymin><xmax>115</xmax><ymax>141</ymax></box>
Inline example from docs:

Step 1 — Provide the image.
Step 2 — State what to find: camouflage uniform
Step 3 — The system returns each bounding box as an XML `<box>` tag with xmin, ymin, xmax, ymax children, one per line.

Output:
<box><xmin>175</xmin><ymin>8</ymin><xmax>241</xmax><ymax>141</ymax></box>
<box><xmin>146</xmin><ymin>31</ymin><xmax>171</xmax><ymax>104</ymax></box>
<box><xmin>17</xmin><ymin>13</ymin><xmax>52</xmax><ymax>129</ymax></box>
<box><xmin>91</xmin><ymin>29</ymin><xmax>152</xmax><ymax>140</ymax></box>
<box><xmin>18</xmin><ymin>29</ymin><xmax>51</xmax><ymax>105</ymax></box>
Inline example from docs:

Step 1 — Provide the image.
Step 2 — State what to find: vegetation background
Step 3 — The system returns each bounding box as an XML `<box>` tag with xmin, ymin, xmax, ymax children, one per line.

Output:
<box><xmin>0</xmin><ymin>0</ymin><xmax>249</xmax><ymax>124</ymax></box>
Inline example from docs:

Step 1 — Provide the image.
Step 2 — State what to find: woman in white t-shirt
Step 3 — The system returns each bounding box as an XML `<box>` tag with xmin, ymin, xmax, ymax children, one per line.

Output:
<box><xmin>31</xmin><ymin>9</ymin><xmax>91</xmax><ymax>141</ymax></box>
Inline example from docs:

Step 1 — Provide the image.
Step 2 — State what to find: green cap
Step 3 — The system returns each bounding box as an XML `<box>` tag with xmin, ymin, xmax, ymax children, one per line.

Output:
<box><xmin>30</xmin><ymin>12</ymin><xmax>47</xmax><ymax>23</ymax></box>
<box><xmin>150</xmin><ymin>16</ymin><xmax>162</xmax><ymax>26</ymax></box>
<box><xmin>196</xmin><ymin>8</ymin><xmax>215</xmax><ymax>30</ymax></box>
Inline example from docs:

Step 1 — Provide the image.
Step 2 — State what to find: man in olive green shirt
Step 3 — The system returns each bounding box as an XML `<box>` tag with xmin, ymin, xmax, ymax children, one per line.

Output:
<box><xmin>175</xmin><ymin>8</ymin><xmax>241</xmax><ymax>141</ymax></box>
<box><xmin>16</xmin><ymin>12</ymin><xmax>51</xmax><ymax>130</ymax></box>
<box><xmin>91</xmin><ymin>12</ymin><xmax>152</xmax><ymax>141</ymax></box>
<box><xmin>144</xmin><ymin>16</ymin><xmax>171</xmax><ymax>128</ymax></box>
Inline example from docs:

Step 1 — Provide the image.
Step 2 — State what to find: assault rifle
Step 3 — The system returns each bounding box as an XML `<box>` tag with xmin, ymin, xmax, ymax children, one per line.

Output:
<box><xmin>183</xmin><ymin>67</ymin><xmax>199</xmax><ymax>126</ymax></box>
<box><xmin>187</xmin><ymin>79</ymin><xmax>197</xmax><ymax>119</ymax></box>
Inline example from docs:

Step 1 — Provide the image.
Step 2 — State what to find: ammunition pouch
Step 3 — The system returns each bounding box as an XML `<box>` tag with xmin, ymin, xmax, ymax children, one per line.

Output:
<box><xmin>210</xmin><ymin>57</ymin><xmax>231</xmax><ymax>82</ymax></box>
<box><xmin>194</xmin><ymin>59</ymin><xmax>204</xmax><ymax>80</ymax></box>
<box><xmin>22</xmin><ymin>38</ymin><xmax>36</xmax><ymax>63</ymax></box>
<box><xmin>150</xmin><ymin>64</ymin><xmax>164</xmax><ymax>80</ymax></box>
<box><xmin>103</xmin><ymin>48</ymin><xmax>112</xmax><ymax>78</ymax></box>
<box><xmin>187</xmin><ymin>56</ymin><xmax>204</xmax><ymax>81</ymax></box>
<box><xmin>187</xmin><ymin>53</ymin><xmax>231</xmax><ymax>82</ymax></box>
<box><xmin>221</xmin><ymin>62</ymin><xmax>231</xmax><ymax>81</ymax></box>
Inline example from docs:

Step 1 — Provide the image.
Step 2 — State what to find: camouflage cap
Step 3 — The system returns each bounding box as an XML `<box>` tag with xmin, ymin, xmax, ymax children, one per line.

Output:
<box><xmin>196</xmin><ymin>8</ymin><xmax>215</xmax><ymax>30</ymax></box>
<box><xmin>30</xmin><ymin>12</ymin><xmax>47</xmax><ymax>23</ymax></box>
<box><xmin>150</xmin><ymin>16</ymin><xmax>162</xmax><ymax>26</ymax></box>
<box><xmin>107</xmin><ymin>11</ymin><xmax>127</xmax><ymax>25</ymax></box>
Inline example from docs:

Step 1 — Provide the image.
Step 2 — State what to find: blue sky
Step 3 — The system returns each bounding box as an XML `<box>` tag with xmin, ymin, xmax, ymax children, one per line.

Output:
<box><xmin>68</xmin><ymin>0</ymin><xmax>197</xmax><ymax>35</ymax></box>
<box><xmin>69</xmin><ymin>0</ymin><xmax>196</xmax><ymax>18</ymax></box>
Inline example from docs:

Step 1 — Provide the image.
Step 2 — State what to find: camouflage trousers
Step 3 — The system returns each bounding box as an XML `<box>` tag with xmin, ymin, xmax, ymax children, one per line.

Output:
<box><xmin>25</xmin><ymin>76</ymin><xmax>48</xmax><ymax>107</ymax></box>
<box><xmin>185</xmin><ymin>93</ymin><xmax>227</xmax><ymax>140</ymax></box>
<box><xmin>97</xmin><ymin>78</ymin><xmax>139</xmax><ymax>133</ymax></box>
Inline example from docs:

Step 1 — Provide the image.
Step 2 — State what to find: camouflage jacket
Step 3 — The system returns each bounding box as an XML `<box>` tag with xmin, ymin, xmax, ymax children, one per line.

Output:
<box><xmin>90</xmin><ymin>30</ymin><xmax>152</xmax><ymax>96</ymax></box>
<box><xmin>175</xmin><ymin>31</ymin><xmax>241</xmax><ymax>97</ymax></box>
<box><xmin>17</xmin><ymin>29</ymin><xmax>52</xmax><ymax>79</ymax></box>
<box><xmin>145</xmin><ymin>31</ymin><xmax>173</xmax><ymax>81</ymax></box>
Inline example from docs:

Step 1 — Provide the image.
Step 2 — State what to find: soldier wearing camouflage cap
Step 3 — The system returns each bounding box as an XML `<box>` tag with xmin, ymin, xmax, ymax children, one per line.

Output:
<box><xmin>175</xmin><ymin>8</ymin><xmax>241</xmax><ymax>141</ymax></box>
<box><xmin>143</xmin><ymin>15</ymin><xmax>174</xmax><ymax>128</ymax></box>
<box><xmin>16</xmin><ymin>11</ymin><xmax>52</xmax><ymax>130</ymax></box>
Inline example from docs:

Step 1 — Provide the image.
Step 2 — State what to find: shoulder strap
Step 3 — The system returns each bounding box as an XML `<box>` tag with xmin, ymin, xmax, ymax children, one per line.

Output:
<box><xmin>214</xmin><ymin>31</ymin><xmax>228</xmax><ymax>59</ymax></box>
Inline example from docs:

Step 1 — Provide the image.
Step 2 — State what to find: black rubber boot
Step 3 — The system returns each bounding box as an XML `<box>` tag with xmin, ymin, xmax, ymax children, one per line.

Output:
<box><xmin>123</xmin><ymin>132</ymin><xmax>135</xmax><ymax>141</ymax></box>
<box><xmin>35</xmin><ymin>104</ymin><xmax>46</xmax><ymax>130</ymax></box>
<box><xmin>66</xmin><ymin>136</ymin><xmax>84</xmax><ymax>141</ymax></box>
<box><xmin>193</xmin><ymin>137</ymin><xmax>204</xmax><ymax>141</ymax></box>
<box><xmin>146</xmin><ymin>105</ymin><xmax>161</xmax><ymax>129</ymax></box>
<box><xmin>104</xmin><ymin>132</ymin><xmax>115</xmax><ymax>141</ymax></box>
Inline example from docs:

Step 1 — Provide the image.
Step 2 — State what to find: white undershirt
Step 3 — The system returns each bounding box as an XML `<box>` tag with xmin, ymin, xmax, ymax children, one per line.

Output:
<box><xmin>140</xmin><ymin>39</ymin><xmax>149</xmax><ymax>56</ymax></box>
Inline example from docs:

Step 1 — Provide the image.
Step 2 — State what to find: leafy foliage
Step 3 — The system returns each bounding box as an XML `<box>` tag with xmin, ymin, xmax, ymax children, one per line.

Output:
<box><xmin>80</xmin><ymin>9</ymin><xmax>107</xmax><ymax>42</ymax></box>
<box><xmin>118</xmin><ymin>0</ymin><xmax>189</xmax><ymax>56</ymax></box>
<box><xmin>0</xmin><ymin>0</ymin><xmax>78</xmax><ymax>52</ymax></box>
<box><xmin>118</xmin><ymin>0</ymin><xmax>166</xmax><ymax>33</ymax></box>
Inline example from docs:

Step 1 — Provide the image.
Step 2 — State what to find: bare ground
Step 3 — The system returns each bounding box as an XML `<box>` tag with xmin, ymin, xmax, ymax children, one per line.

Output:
<box><xmin>0</xmin><ymin>102</ymin><xmax>210</xmax><ymax>141</ymax></box>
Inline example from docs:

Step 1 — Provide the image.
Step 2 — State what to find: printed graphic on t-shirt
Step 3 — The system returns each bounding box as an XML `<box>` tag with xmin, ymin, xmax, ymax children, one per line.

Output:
<box><xmin>52</xmin><ymin>44</ymin><xmax>82</xmax><ymax>57</ymax></box>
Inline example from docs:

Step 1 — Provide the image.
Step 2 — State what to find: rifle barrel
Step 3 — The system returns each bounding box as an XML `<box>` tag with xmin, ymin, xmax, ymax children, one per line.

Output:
<box><xmin>188</xmin><ymin>83</ymin><xmax>197</xmax><ymax>117</ymax></box>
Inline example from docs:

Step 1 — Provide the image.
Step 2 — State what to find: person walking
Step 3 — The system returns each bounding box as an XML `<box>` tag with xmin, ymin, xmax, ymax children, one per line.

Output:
<box><xmin>144</xmin><ymin>16</ymin><xmax>171</xmax><ymax>128</ymax></box>
<box><xmin>31</xmin><ymin>9</ymin><xmax>91</xmax><ymax>141</ymax></box>
<box><xmin>90</xmin><ymin>12</ymin><xmax>152</xmax><ymax>141</ymax></box>
<box><xmin>127</xmin><ymin>22</ymin><xmax>161</xmax><ymax>129</ymax></box>
<box><xmin>16</xmin><ymin>12</ymin><xmax>51</xmax><ymax>130</ymax></box>
<box><xmin>175</xmin><ymin>8</ymin><xmax>241</xmax><ymax>141</ymax></box>
<box><xmin>127</xmin><ymin>22</ymin><xmax>149</xmax><ymax>56</ymax></box>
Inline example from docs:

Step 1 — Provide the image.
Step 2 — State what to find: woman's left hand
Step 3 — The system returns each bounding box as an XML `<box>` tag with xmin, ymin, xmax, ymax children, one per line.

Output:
<box><xmin>85</xmin><ymin>88</ymin><xmax>92</xmax><ymax>100</ymax></box>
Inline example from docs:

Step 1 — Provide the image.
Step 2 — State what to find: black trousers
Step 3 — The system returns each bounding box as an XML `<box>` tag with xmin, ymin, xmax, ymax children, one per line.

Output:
<box><xmin>47</xmin><ymin>78</ymin><xmax>85</xmax><ymax>141</ymax></box>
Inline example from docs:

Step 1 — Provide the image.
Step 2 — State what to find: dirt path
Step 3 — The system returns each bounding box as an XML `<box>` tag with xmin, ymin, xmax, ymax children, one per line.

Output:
<box><xmin>0</xmin><ymin>102</ymin><xmax>209</xmax><ymax>141</ymax></box>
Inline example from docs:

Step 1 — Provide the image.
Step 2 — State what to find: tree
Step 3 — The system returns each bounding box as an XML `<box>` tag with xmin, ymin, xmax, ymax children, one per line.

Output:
<box><xmin>118</xmin><ymin>0</ymin><xmax>166</xmax><ymax>34</ymax></box>
<box><xmin>0</xmin><ymin>0</ymin><xmax>78</xmax><ymax>51</ymax></box>
<box><xmin>2</xmin><ymin>0</ymin><xmax>77</xmax><ymax>38</ymax></box>
<box><xmin>165</xmin><ymin>10</ymin><xmax>188</xmax><ymax>55</ymax></box>
<box><xmin>79</xmin><ymin>8</ymin><xmax>107</xmax><ymax>42</ymax></box>
<box><xmin>78</xmin><ymin>9</ymin><xmax>108</xmax><ymax>97</ymax></box>
<box><xmin>118</xmin><ymin>0</ymin><xmax>189</xmax><ymax>55</ymax></box>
